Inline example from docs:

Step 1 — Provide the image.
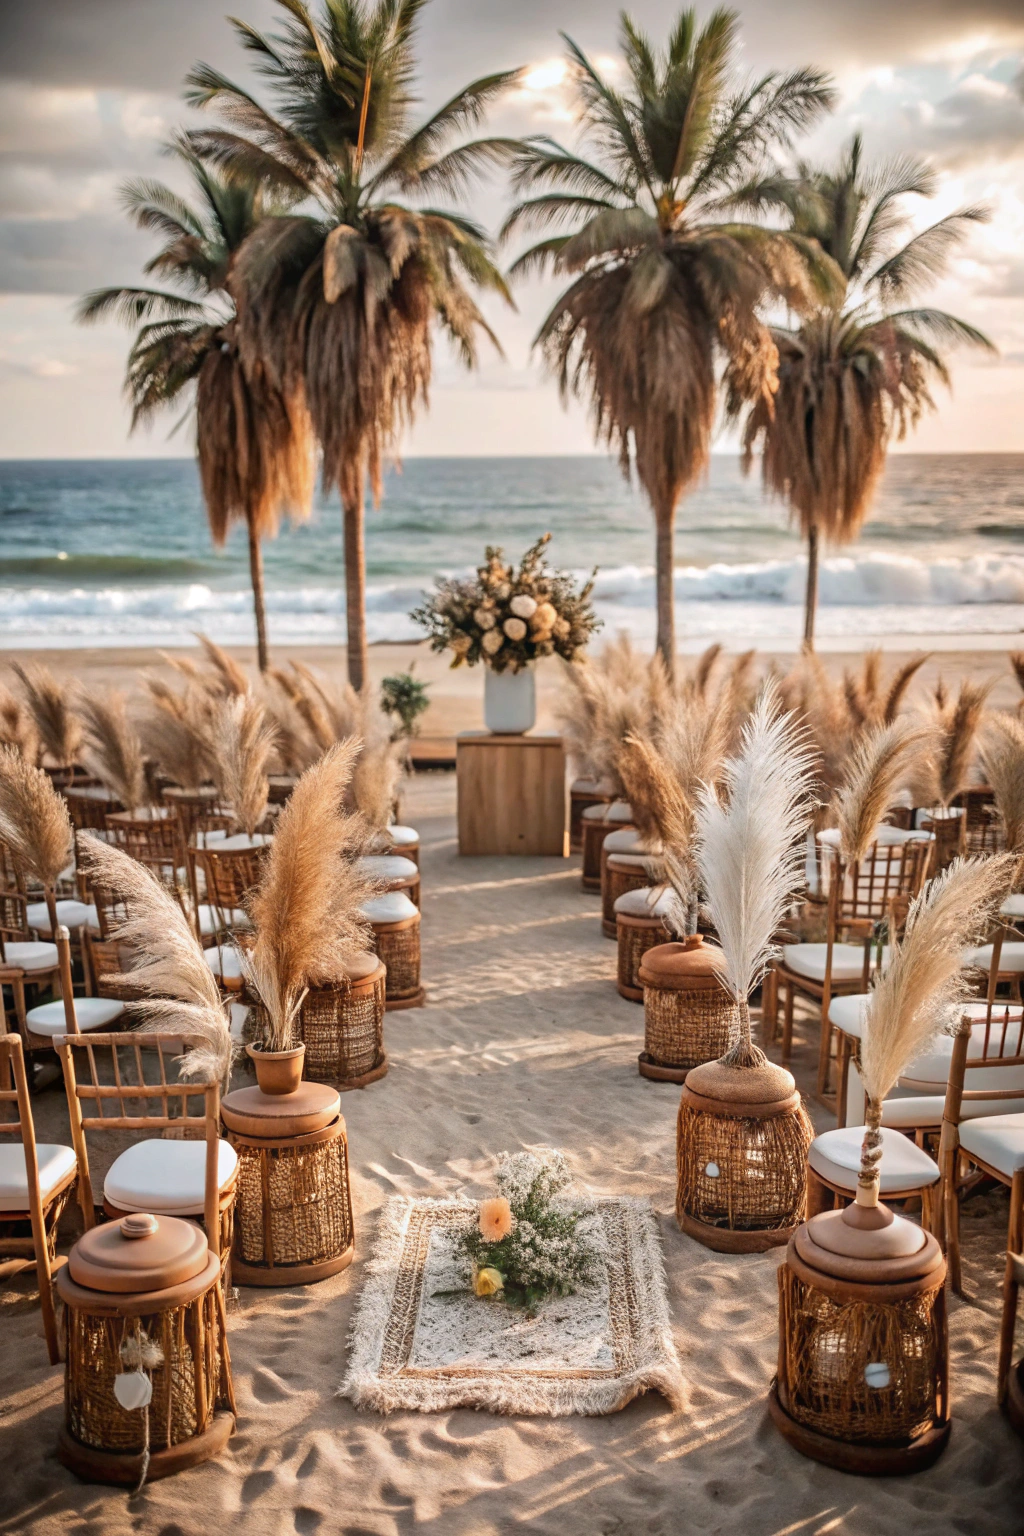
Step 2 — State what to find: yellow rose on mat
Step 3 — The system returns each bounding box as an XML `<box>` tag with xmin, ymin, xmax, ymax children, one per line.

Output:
<box><xmin>473</xmin><ymin>1266</ymin><xmax>505</xmax><ymax>1298</ymax></box>
<box><xmin>478</xmin><ymin>1196</ymin><xmax>513</xmax><ymax>1241</ymax></box>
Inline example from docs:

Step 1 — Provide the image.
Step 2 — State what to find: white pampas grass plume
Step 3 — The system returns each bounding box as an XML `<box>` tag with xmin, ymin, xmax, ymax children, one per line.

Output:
<box><xmin>77</xmin><ymin>834</ymin><xmax>233</xmax><ymax>1081</ymax></box>
<box><xmin>695</xmin><ymin>682</ymin><xmax>818</xmax><ymax>1055</ymax></box>
<box><xmin>209</xmin><ymin>694</ymin><xmax>276</xmax><ymax>836</ymax></box>
<box><xmin>834</xmin><ymin>720</ymin><xmax>931</xmax><ymax>865</ymax></box>
<box><xmin>77</xmin><ymin>688</ymin><xmax>148</xmax><ymax>810</ymax></box>
<box><xmin>0</xmin><ymin>745</ymin><xmax>74</xmax><ymax>920</ymax></box>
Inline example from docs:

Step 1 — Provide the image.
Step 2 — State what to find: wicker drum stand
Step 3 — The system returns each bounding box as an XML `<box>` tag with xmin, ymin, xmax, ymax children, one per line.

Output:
<box><xmin>614</xmin><ymin>888</ymin><xmax>673</xmax><ymax>1001</ymax></box>
<box><xmin>222</xmin><ymin>1083</ymin><xmax>354</xmax><ymax>1286</ymax></box>
<box><xmin>249</xmin><ymin>961</ymin><xmax>388</xmax><ymax>1088</ymax></box>
<box><xmin>364</xmin><ymin>892</ymin><xmax>424</xmax><ymax>1009</ymax></box>
<box><xmin>56</xmin><ymin>1213</ymin><xmax>235</xmax><ymax>1485</ymax></box>
<box><xmin>580</xmin><ymin>802</ymin><xmax>633</xmax><ymax>892</ymax></box>
<box><xmin>602</xmin><ymin>853</ymin><xmax>652</xmax><ymax>939</ymax></box>
<box><xmin>639</xmin><ymin>938</ymin><xmax>740</xmax><ymax>1080</ymax></box>
<box><xmin>769</xmin><ymin>1210</ymin><xmax>950</xmax><ymax>1474</ymax></box>
<box><xmin>676</xmin><ymin>1054</ymin><xmax>813</xmax><ymax>1252</ymax></box>
<box><xmin>569</xmin><ymin>779</ymin><xmax>612</xmax><ymax>854</ymax></box>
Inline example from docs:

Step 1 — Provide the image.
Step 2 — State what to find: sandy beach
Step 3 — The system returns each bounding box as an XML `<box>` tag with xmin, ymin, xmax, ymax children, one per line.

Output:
<box><xmin>2</xmin><ymin>736</ymin><xmax>1022</xmax><ymax>1536</ymax></box>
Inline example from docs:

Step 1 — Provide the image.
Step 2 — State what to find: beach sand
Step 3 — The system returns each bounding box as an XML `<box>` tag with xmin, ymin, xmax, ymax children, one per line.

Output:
<box><xmin>2</xmin><ymin>756</ymin><xmax>1023</xmax><ymax>1536</ymax></box>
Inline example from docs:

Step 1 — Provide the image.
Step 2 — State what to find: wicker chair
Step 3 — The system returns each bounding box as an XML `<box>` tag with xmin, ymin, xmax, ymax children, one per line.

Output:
<box><xmin>18</xmin><ymin>926</ymin><xmax>126</xmax><ymax>1060</ymax></box>
<box><xmin>918</xmin><ymin>807</ymin><xmax>966</xmax><ymax>874</ymax></box>
<box><xmin>0</xmin><ymin>1032</ymin><xmax>78</xmax><ymax>1363</ymax></box>
<box><xmin>56</xmin><ymin>1032</ymin><xmax>237</xmax><ymax>1264</ymax></box>
<box><xmin>1</xmin><ymin>889</ymin><xmax>62</xmax><ymax>1040</ymax></box>
<box><xmin>195</xmin><ymin>836</ymin><xmax>268</xmax><ymax>944</ymax></box>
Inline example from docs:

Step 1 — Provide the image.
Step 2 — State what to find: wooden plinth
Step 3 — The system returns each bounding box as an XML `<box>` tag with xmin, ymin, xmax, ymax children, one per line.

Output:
<box><xmin>58</xmin><ymin>1411</ymin><xmax>235</xmax><ymax>1485</ymax></box>
<box><xmin>767</xmin><ymin>1385</ymin><xmax>950</xmax><ymax>1476</ymax></box>
<box><xmin>385</xmin><ymin>987</ymin><xmax>426</xmax><ymax>1011</ymax></box>
<box><xmin>676</xmin><ymin>1206</ymin><xmax>799</xmax><ymax>1253</ymax></box>
<box><xmin>457</xmin><ymin>732</ymin><xmax>567</xmax><ymax>856</ymax></box>
<box><xmin>638</xmin><ymin>1052</ymin><xmax>688</xmax><ymax>1083</ymax></box>
<box><xmin>232</xmin><ymin>1243</ymin><xmax>355</xmax><ymax>1288</ymax></box>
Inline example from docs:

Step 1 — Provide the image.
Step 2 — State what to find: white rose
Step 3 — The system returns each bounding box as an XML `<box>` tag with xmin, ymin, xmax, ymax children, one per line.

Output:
<box><xmin>503</xmin><ymin>617</ymin><xmax>528</xmax><ymax>641</ymax></box>
<box><xmin>474</xmin><ymin>607</ymin><xmax>496</xmax><ymax>631</ymax></box>
<box><xmin>481</xmin><ymin>629</ymin><xmax>504</xmax><ymax>655</ymax></box>
<box><xmin>510</xmin><ymin>594</ymin><xmax>538</xmax><ymax>619</ymax></box>
<box><xmin>494</xmin><ymin>582</ymin><xmax>511</xmax><ymax>600</ymax></box>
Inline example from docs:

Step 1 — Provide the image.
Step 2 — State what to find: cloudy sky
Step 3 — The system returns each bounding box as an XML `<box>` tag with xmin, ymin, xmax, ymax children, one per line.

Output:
<box><xmin>1</xmin><ymin>0</ymin><xmax>1022</xmax><ymax>458</ymax></box>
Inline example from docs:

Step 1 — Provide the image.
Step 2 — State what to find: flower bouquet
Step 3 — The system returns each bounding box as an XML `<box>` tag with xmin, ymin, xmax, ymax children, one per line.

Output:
<box><xmin>411</xmin><ymin>535</ymin><xmax>600</xmax><ymax>674</ymax></box>
<box><xmin>454</xmin><ymin>1150</ymin><xmax>601</xmax><ymax>1311</ymax></box>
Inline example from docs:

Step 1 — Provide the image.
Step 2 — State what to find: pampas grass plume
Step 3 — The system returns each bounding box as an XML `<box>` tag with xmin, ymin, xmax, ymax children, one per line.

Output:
<box><xmin>834</xmin><ymin>720</ymin><xmax>931</xmax><ymax>865</ymax></box>
<box><xmin>77</xmin><ymin>687</ymin><xmax>148</xmax><ymax>809</ymax></box>
<box><xmin>12</xmin><ymin>662</ymin><xmax>82</xmax><ymax>768</ymax></box>
<box><xmin>0</xmin><ymin>745</ymin><xmax>74</xmax><ymax>901</ymax></box>
<box><xmin>211</xmin><ymin>693</ymin><xmax>276</xmax><ymax>836</ymax></box>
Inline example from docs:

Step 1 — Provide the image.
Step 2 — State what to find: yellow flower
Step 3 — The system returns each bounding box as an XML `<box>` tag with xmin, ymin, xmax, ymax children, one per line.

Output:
<box><xmin>530</xmin><ymin>601</ymin><xmax>557</xmax><ymax>631</ymax></box>
<box><xmin>473</xmin><ymin>1265</ymin><xmax>504</xmax><ymax>1298</ymax></box>
<box><xmin>478</xmin><ymin>1196</ymin><xmax>513</xmax><ymax>1241</ymax></box>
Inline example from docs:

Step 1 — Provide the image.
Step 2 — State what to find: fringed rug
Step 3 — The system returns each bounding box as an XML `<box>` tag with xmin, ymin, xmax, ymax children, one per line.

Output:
<box><xmin>341</xmin><ymin>1196</ymin><xmax>684</xmax><ymax>1416</ymax></box>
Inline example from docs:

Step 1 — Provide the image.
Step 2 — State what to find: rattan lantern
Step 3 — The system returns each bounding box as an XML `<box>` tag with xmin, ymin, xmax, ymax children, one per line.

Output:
<box><xmin>56</xmin><ymin>1212</ymin><xmax>235</xmax><ymax>1485</ymax></box>
<box><xmin>570</xmin><ymin>777</ymin><xmax>613</xmax><ymax>852</ymax></box>
<box><xmin>249</xmin><ymin>954</ymin><xmax>387</xmax><ymax>1088</ymax></box>
<box><xmin>221</xmin><ymin>1082</ymin><xmax>355</xmax><ymax>1285</ymax></box>
<box><xmin>639</xmin><ymin>936</ymin><xmax>740</xmax><ymax>1080</ymax></box>
<box><xmin>363</xmin><ymin>891</ymin><xmax>423</xmax><ymax>1009</ymax></box>
<box><xmin>614</xmin><ymin>886</ymin><xmax>674</xmax><ymax>1000</ymax></box>
<box><xmin>580</xmin><ymin>801</ymin><xmax>632</xmax><ymax>892</ymax></box>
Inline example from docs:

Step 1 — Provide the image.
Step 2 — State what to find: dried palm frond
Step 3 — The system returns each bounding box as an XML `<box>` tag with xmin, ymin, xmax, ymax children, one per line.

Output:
<box><xmin>77</xmin><ymin>835</ymin><xmax>233</xmax><ymax>1080</ymax></box>
<box><xmin>243</xmin><ymin>740</ymin><xmax>380</xmax><ymax>1049</ymax></box>
<box><xmin>0</xmin><ymin>746</ymin><xmax>73</xmax><ymax>922</ymax></box>
<box><xmin>194</xmin><ymin>634</ymin><xmax>251</xmax><ymax>697</ymax></box>
<box><xmin>882</xmin><ymin>655</ymin><xmax>930</xmax><ymax>723</ymax></box>
<box><xmin>857</xmin><ymin>853</ymin><xmax>1014</xmax><ymax>1202</ymax></box>
<box><xmin>140</xmin><ymin>677</ymin><xmax>215</xmax><ymax>791</ymax></box>
<box><xmin>695</xmin><ymin>684</ymin><xmax>818</xmax><ymax>1061</ymax></box>
<box><xmin>834</xmin><ymin>720</ymin><xmax>931</xmax><ymax>865</ymax></box>
<box><xmin>207</xmin><ymin>694</ymin><xmax>276</xmax><ymax>836</ymax></box>
<box><xmin>0</xmin><ymin>685</ymin><xmax>38</xmax><ymax>762</ymax></box>
<box><xmin>12</xmin><ymin>663</ymin><xmax>82</xmax><ymax>769</ymax></box>
<box><xmin>923</xmin><ymin>678</ymin><xmax>993</xmax><ymax>806</ymax></box>
<box><xmin>77</xmin><ymin>688</ymin><xmax>148</xmax><ymax>810</ymax></box>
<box><xmin>980</xmin><ymin>713</ymin><xmax>1024</xmax><ymax>855</ymax></box>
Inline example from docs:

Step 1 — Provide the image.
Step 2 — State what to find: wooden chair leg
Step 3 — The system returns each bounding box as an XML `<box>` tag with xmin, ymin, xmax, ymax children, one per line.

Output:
<box><xmin>998</xmin><ymin>1169</ymin><xmax>1024</xmax><ymax>1403</ymax></box>
<box><xmin>947</xmin><ymin>1152</ymin><xmax>964</xmax><ymax>1295</ymax></box>
<box><xmin>782</xmin><ymin>982</ymin><xmax>795</xmax><ymax>1062</ymax></box>
<box><xmin>816</xmin><ymin>998</ymin><xmax>833</xmax><ymax>1096</ymax></box>
<box><xmin>32</xmin><ymin>1204</ymin><xmax>61</xmax><ymax>1366</ymax></box>
<box><xmin>836</xmin><ymin>1037</ymin><xmax>851</xmax><ymax>1130</ymax></box>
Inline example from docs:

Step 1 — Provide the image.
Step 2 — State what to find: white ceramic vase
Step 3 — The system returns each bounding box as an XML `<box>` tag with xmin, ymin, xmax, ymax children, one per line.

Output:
<box><xmin>484</xmin><ymin>664</ymin><xmax>536</xmax><ymax>734</ymax></box>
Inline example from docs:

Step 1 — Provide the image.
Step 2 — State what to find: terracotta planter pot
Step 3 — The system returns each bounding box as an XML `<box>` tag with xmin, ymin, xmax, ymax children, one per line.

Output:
<box><xmin>246</xmin><ymin>1042</ymin><xmax>305</xmax><ymax>1095</ymax></box>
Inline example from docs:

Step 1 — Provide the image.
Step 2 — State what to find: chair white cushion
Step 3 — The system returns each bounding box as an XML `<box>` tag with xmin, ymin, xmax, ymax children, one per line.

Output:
<box><xmin>958</xmin><ymin>1114</ymin><xmax>1024</xmax><ymax>1178</ymax></box>
<box><xmin>361</xmin><ymin>892</ymin><xmax>418</xmax><ymax>924</ymax></box>
<box><xmin>614</xmin><ymin>885</ymin><xmax>676</xmax><ymax>919</ymax></box>
<box><xmin>26</xmin><ymin>995</ymin><xmax>124</xmax><ymax>1037</ymax></box>
<box><xmin>965</xmin><ymin>942</ymin><xmax>1024</xmax><ymax>974</ymax></box>
<box><xmin>882</xmin><ymin>1093</ymin><xmax>1024</xmax><ymax>1129</ymax></box>
<box><xmin>606</xmin><ymin>853</ymin><xmax>650</xmax><ymax>872</ymax></box>
<box><xmin>26</xmin><ymin>899</ymin><xmax>93</xmax><ymax>935</ymax></box>
<box><xmin>358</xmin><ymin>855</ymin><xmax>418</xmax><ymax>882</ymax></box>
<box><xmin>828</xmin><ymin>993</ymin><xmax>871</xmax><ymax>1035</ymax></box>
<box><xmin>0</xmin><ymin>1142</ymin><xmax>77</xmax><ymax>1211</ymax></box>
<box><xmin>605</xmin><ymin>801</ymin><xmax>633</xmax><ymax>823</ymax></box>
<box><xmin>104</xmin><ymin>1138</ymin><xmax>238</xmax><ymax>1216</ymax></box>
<box><xmin>782</xmin><ymin>943</ymin><xmax>871</xmax><ymax>984</ymax></box>
<box><xmin>345</xmin><ymin>952</ymin><xmax>381</xmax><ymax>981</ymax></box>
<box><xmin>1</xmin><ymin>941</ymin><xmax>59</xmax><ymax>973</ymax></box>
<box><xmin>229</xmin><ymin>1003</ymin><xmax>249</xmax><ymax>1041</ymax></box>
<box><xmin>202</xmin><ymin>944</ymin><xmax>244</xmax><ymax>980</ymax></box>
<box><xmin>818</xmin><ymin>825</ymin><xmax>931</xmax><ymax>849</ymax></box>
<box><xmin>387</xmin><ymin>824</ymin><xmax>419</xmax><ymax>847</ymax></box>
<box><xmin>1001</xmin><ymin>894</ymin><xmax>1024</xmax><ymax>919</ymax></box>
<box><xmin>604</xmin><ymin>829</ymin><xmax>660</xmax><ymax>858</ymax></box>
<box><xmin>197</xmin><ymin>904</ymin><xmax>250</xmax><ymax>937</ymax></box>
<box><xmin>581</xmin><ymin>803</ymin><xmax>608</xmax><ymax>823</ymax></box>
<box><xmin>808</xmin><ymin>1125</ymin><xmax>940</xmax><ymax>1192</ymax></box>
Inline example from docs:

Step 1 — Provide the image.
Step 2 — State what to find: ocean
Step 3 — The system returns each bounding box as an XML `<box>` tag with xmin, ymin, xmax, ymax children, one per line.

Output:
<box><xmin>1</xmin><ymin>454</ymin><xmax>1022</xmax><ymax>652</ymax></box>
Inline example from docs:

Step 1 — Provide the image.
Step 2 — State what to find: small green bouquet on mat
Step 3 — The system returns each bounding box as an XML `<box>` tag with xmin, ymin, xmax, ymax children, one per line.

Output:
<box><xmin>460</xmin><ymin>1150</ymin><xmax>600</xmax><ymax>1310</ymax></box>
<box><xmin>411</xmin><ymin>534</ymin><xmax>599</xmax><ymax>673</ymax></box>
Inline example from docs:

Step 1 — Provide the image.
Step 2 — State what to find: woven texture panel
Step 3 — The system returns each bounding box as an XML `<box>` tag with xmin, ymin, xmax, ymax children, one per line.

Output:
<box><xmin>676</xmin><ymin>1096</ymin><xmax>812</xmax><ymax>1234</ymax></box>
<box><xmin>231</xmin><ymin>1128</ymin><xmax>353</xmax><ymax>1270</ymax></box>
<box><xmin>644</xmin><ymin>986</ymin><xmax>740</xmax><ymax>1070</ymax></box>
<box><xmin>617</xmin><ymin>920</ymin><xmax>667</xmax><ymax>995</ymax></box>
<box><xmin>373</xmin><ymin>922</ymin><xmax>421</xmax><ymax>998</ymax></box>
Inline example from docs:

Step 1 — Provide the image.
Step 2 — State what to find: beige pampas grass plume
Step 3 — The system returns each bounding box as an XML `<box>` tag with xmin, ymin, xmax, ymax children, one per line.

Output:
<box><xmin>140</xmin><ymin>677</ymin><xmax>214</xmax><ymax>791</ymax></box>
<box><xmin>0</xmin><ymin>745</ymin><xmax>74</xmax><ymax>929</ymax></box>
<box><xmin>77</xmin><ymin>834</ymin><xmax>234</xmax><ymax>1080</ymax></box>
<box><xmin>924</xmin><ymin>678</ymin><xmax>993</xmax><ymax>807</ymax></box>
<box><xmin>980</xmin><ymin>712</ymin><xmax>1024</xmax><ymax>857</ymax></box>
<box><xmin>194</xmin><ymin>634</ymin><xmax>251</xmax><ymax>698</ymax></box>
<box><xmin>856</xmin><ymin>853</ymin><xmax>1014</xmax><ymax>1204</ymax></box>
<box><xmin>243</xmin><ymin>741</ymin><xmax>381</xmax><ymax>1050</ymax></box>
<box><xmin>834</xmin><ymin>720</ymin><xmax>931</xmax><ymax>865</ymax></box>
<box><xmin>12</xmin><ymin>662</ymin><xmax>82</xmax><ymax>769</ymax></box>
<box><xmin>209</xmin><ymin>694</ymin><xmax>276</xmax><ymax>836</ymax></box>
<box><xmin>77</xmin><ymin>688</ymin><xmax>148</xmax><ymax>809</ymax></box>
<box><xmin>695</xmin><ymin>683</ymin><xmax>818</xmax><ymax>1063</ymax></box>
<box><xmin>0</xmin><ymin>685</ymin><xmax>39</xmax><ymax>763</ymax></box>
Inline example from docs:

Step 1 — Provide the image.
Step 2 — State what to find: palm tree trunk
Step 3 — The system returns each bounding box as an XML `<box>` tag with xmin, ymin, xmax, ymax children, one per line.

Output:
<box><xmin>655</xmin><ymin>516</ymin><xmax>675</xmax><ymax>675</ymax></box>
<box><xmin>803</xmin><ymin>524</ymin><xmax>819</xmax><ymax>652</ymax></box>
<box><xmin>247</xmin><ymin>520</ymin><xmax>269</xmax><ymax>674</ymax></box>
<box><xmin>342</xmin><ymin>480</ymin><xmax>368</xmax><ymax>693</ymax></box>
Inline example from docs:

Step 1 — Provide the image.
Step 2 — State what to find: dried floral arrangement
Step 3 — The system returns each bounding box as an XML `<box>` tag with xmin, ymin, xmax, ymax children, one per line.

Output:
<box><xmin>412</xmin><ymin>534</ymin><xmax>599</xmax><ymax>673</ymax></box>
<box><xmin>452</xmin><ymin>1150</ymin><xmax>600</xmax><ymax>1311</ymax></box>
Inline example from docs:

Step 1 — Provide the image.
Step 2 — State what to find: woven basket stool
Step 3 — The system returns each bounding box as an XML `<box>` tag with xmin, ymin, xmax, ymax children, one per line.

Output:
<box><xmin>362</xmin><ymin>891</ymin><xmax>423</xmax><ymax>1009</ymax></box>
<box><xmin>601</xmin><ymin>834</ymin><xmax>658</xmax><ymax>937</ymax></box>
<box><xmin>267</xmin><ymin>774</ymin><xmax>298</xmax><ymax>806</ymax></box>
<box><xmin>639</xmin><ymin>937</ymin><xmax>741</xmax><ymax>1080</ymax></box>
<box><xmin>580</xmin><ymin>801</ymin><xmax>633</xmax><ymax>892</ymax></box>
<box><xmin>382</xmin><ymin>824</ymin><xmax>420</xmax><ymax>866</ymax></box>
<box><xmin>569</xmin><ymin>778</ymin><xmax>613</xmax><ymax>854</ymax></box>
<box><xmin>769</xmin><ymin>1206</ymin><xmax>949</xmax><ymax>1475</ymax></box>
<box><xmin>614</xmin><ymin>887</ymin><xmax>674</xmax><ymax>1001</ymax></box>
<box><xmin>676</xmin><ymin>1053</ymin><xmax>813</xmax><ymax>1252</ymax></box>
<box><xmin>359</xmin><ymin>853</ymin><xmax>421</xmax><ymax>909</ymax></box>
<box><xmin>221</xmin><ymin>1083</ymin><xmax>355</xmax><ymax>1286</ymax></box>
<box><xmin>56</xmin><ymin>1212</ymin><xmax>235</xmax><ymax>1484</ymax></box>
<box><xmin>248</xmin><ymin>956</ymin><xmax>387</xmax><ymax>1089</ymax></box>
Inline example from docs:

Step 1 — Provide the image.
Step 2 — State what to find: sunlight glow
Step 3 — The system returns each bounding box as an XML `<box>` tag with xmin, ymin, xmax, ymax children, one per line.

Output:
<box><xmin>523</xmin><ymin>59</ymin><xmax>567</xmax><ymax>92</ymax></box>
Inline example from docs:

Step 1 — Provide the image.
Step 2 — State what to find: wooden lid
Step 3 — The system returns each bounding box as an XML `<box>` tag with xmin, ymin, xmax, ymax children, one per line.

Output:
<box><xmin>685</xmin><ymin>1055</ymin><xmax>796</xmax><ymax>1104</ymax></box>
<box><xmin>68</xmin><ymin>1213</ymin><xmax>209</xmax><ymax>1294</ymax></box>
<box><xmin>795</xmin><ymin>1219</ymin><xmax>944</xmax><ymax>1286</ymax></box>
<box><xmin>639</xmin><ymin>937</ymin><xmax>728</xmax><ymax>992</ymax></box>
<box><xmin>221</xmin><ymin>1081</ymin><xmax>341</xmax><ymax>1137</ymax></box>
<box><xmin>806</xmin><ymin>1205</ymin><xmax>928</xmax><ymax>1262</ymax></box>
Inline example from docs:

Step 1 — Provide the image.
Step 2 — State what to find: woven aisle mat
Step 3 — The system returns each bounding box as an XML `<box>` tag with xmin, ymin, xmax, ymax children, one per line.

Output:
<box><xmin>341</xmin><ymin>1195</ymin><xmax>684</xmax><ymax>1416</ymax></box>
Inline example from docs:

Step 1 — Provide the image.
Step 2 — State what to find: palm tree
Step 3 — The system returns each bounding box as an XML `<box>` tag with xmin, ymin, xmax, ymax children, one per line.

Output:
<box><xmin>78</xmin><ymin>149</ymin><xmax>313</xmax><ymax>673</ymax></box>
<box><xmin>184</xmin><ymin>0</ymin><xmax>520</xmax><ymax>690</ymax></box>
<box><xmin>737</xmin><ymin>134</ymin><xmax>994</xmax><ymax>648</ymax></box>
<box><xmin>502</xmin><ymin>8</ymin><xmax>836</xmax><ymax>670</ymax></box>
